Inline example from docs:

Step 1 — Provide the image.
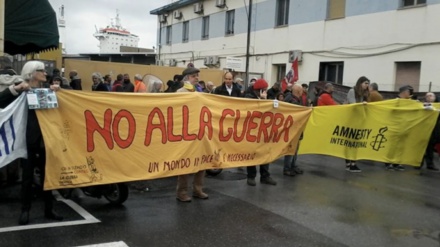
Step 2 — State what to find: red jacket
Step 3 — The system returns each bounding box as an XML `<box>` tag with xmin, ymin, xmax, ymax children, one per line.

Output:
<box><xmin>301</xmin><ymin>92</ymin><xmax>308</xmax><ymax>106</ymax></box>
<box><xmin>317</xmin><ymin>92</ymin><xmax>336</xmax><ymax>106</ymax></box>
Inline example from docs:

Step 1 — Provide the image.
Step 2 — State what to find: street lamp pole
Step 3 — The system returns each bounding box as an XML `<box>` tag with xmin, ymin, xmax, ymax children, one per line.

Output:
<box><xmin>244</xmin><ymin>0</ymin><xmax>253</xmax><ymax>91</ymax></box>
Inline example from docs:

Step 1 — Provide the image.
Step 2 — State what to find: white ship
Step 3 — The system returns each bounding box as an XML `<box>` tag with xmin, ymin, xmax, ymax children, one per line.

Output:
<box><xmin>93</xmin><ymin>11</ymin><xmax>140</xmax><ymax>53</ymax></box>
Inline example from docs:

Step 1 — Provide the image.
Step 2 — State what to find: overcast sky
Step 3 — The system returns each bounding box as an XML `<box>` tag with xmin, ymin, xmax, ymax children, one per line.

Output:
<box><xmin>47</xmin><ymin>0</ymin><xmax>173</xmax><ymax>54</ymax></box>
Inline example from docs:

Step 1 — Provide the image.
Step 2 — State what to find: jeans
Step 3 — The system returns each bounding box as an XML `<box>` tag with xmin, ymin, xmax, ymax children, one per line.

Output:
<box><xmin>247</xmin><ymin>164</ymin><xmax>270</xmax><ymax>179</ymax></box>
<box><xmin>422</xmin><ymin>138</ymin><xmax>435</xmax><ymax>168</ymax></box>
<box><xmin>284</xmin><ymin>155</ymin><xmax>298</xmax><ymax>171</ymax></box>
<box><xmin>284</xmin><ymin>143</ymin><xmax>299</xmax><ymax>171</ymax></box>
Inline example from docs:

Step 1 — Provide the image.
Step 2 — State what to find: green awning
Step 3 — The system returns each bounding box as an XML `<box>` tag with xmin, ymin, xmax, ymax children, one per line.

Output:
<box><xmin>4</xmin><ymin>0</ymin><xmax>59</xmax><ymax>55</ymax></box>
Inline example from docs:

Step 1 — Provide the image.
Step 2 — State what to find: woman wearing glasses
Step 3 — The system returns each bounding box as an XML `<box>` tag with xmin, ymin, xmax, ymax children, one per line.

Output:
<box><xmin>0</xmin><ymin>61</ymin><xmax>62</xmax><ymax>225</ymax></box>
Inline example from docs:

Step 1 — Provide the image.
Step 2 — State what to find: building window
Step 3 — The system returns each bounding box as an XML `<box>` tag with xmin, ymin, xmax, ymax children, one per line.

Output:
<box><xmin>225</xmin><ymin>10</ymin><xmax>235</xmax><ymax>35</ymax></box>
<box><xmin>402</xmin><ymin>0</ymin><xmax>426</xmax><ymax>7</ymax></box>
<box><xmin>275</xmin><ymin>64</ymin><xmax>286</xmax><ymax>83</ymax></box>
<box><xmin>182</xmin><ymin>21</ymin><xmax>189</xmax><ymax>42</ymax></box>
<box><xmin>202</xmin><ymin>16</ymin><xmax>209</xmax><ymax>39</ymax></box>
<box><xmin>327</xmin><ymin>0</ymin><xmax>346</xmax><ymax>19</ymax></box>
<box><xmin>395</xmin><ymin>62</ymin><xmax>421</xmax><ymax>91</ymax></box>
<box><xmin>319</xmin><ymin>62</ymin><xmax>344</xmax><ymax>84</ymax></box>
<box><xmin>166</xmin><ymin>26</ymin><xmax>172</xmax><ymax>45</ymax></box>
<box><xmin>276</xmin><ymin>0</ymin><xmax>289</xmax><ymax>26</ymax></box>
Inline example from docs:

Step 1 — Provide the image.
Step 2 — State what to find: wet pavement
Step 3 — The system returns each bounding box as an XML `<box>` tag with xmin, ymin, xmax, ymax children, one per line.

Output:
<box><xmin>1</xmin><ymin>154</ymin><xmax>440</xmax><ymax>247</ymax></box>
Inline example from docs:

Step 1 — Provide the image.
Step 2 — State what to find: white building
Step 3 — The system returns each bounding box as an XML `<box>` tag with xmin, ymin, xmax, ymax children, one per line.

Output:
<box><xmin>151</xmin><ymin>0</ymin><xmax>440</xmax><ymax>91</ymax></box>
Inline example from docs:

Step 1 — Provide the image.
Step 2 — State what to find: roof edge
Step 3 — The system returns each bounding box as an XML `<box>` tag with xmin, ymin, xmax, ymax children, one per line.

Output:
<box><xmin>150</xmin><ymin>0</ymin><xmax>201</xmax><ymax>15</ymax></box>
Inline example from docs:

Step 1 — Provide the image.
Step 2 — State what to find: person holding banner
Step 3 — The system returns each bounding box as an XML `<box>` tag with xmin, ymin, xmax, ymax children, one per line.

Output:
<box><xmin>175</xmin><ymin>67</ymin><xmax>209</xmax><ymax>202</ymax></box>
<box><xmin>244</xmin><ymin>78</ymin><xmax>277</xmax><ymax>186</ymax></box>
<box><xmin>0</xmin><ymin>61</ymin><xmax>63</xmax><ymax>225</ymax></box>
<box><xmin>384</xmin><ymin>85</ymin><xmax>414</xmax><ymax>171</ymax></box>
<box><xmin>266</xmin><ymin>82</ymin><xmax>281</xmax><ymax>100</ymax></box>
<box><xmin>283</xmin><ymin>84</ymin><xmax>305</xmax><ymax>176</ymax></box>
<box><xmin>419</xmin><ymin>92</ymin><xmax>439</xmax><ymax>171</ymax></box>
<box><xmin>344</xmin><ymin>76</ymin><xmax>370</xmax><ymax>172</ymax></box>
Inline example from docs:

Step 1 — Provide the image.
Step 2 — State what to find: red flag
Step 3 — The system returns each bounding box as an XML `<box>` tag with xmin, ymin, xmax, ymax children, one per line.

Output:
<box><xmin>292</xmin><ymin>55</ymin><xmax>299</xmax><ymax>82</ymax></box>
<box><xmin>281</xmin><ymin>57</ymin><xmax>299</xmax><ymax>92</ymax></box>
<box><xmin>281</xmin><ymin>77</ymin><xmax>288</xmax><ymax>92</ymax></box>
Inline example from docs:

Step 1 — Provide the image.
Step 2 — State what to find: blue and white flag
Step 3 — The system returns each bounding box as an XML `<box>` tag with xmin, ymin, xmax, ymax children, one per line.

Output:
<box><xmin>0</xmin><ymin>94</ymin><xmax>27</xmax><ymax>168</ymax></box>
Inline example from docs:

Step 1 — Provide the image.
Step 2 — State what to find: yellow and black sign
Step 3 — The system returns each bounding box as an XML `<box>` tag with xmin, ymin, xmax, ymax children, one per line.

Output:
<box><xmin>300</xmin><ymin>99</ymin><xmax>439</xmax><ymax>166</ymax></box>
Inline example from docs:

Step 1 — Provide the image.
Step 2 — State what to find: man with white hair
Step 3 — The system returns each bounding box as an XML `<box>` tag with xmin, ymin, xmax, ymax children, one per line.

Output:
<box><xmin>235</xmin><ymin>77</ymin><xmax>244</xmax><ymax>94</ymax></box>
<box><xmin>205</xmin><ymin>81</ymin><xmax>215</xmax><ymax>93</ymax></box>
<box><xmin>134</xmin><ymin>74</ymin><xmax>146</xmax><ymax>92</ymax></box>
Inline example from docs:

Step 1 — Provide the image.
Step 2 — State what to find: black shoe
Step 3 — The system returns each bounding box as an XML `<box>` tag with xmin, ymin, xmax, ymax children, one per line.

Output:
<box><xmin>247</xmin><ymin>178</ymin><xmax>256</xmax><ymax>186</ymax></box>
<box><xmin>18</xmin><ymin>211</ymin><xmax>29</xmax><ymax>225</ymax></box>
<box><xmin>385</xmin><ymin>164</ymin><xmax>394</xmax><ymax>171</ymax></box>
<box><xmin>283</xmin><ymin>171</ymin><xmax>295</xmax><ymax>176</ymax></box>
<box><xmin>45</xmin><ymin>210</ymin><xmax>63</xmax><ymax>221</ymax></box>
<box><xmin>348</xmin><ymin>165</ymin><xmax>362</xmax><ymax>173</ymax></box>
<box><xmin>393</xmin><ymin>164</ymin><xmax>405</xmax><ymax>171</ymax></box>
<box><xmin>261</xmin><ymin>177</ymin><xmax>277</xmax><ymax>185</ymax></box>
<box><xmin>292</xmin><ymin>167</ymin><xmax>304</xmax><ymax>174</ymax></box>
<box><xmin>427</xmin><ymin>166</ymin><xmax>440</xmax><ymax>171</ymax></box>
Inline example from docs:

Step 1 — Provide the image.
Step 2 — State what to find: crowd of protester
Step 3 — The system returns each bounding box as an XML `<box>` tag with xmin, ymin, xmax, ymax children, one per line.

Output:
<box><xmin>0</xmin><ymin>62</ymin><xmax>439</xmax><ymax>225</ymax></box>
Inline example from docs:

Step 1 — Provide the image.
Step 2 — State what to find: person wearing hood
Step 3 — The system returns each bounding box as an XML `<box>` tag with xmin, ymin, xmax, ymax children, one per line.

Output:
<box><xmin>69</xmin><ymin>70</ymin><xmax>82</xmax><ymax>90</ymax></box>
<box><xmin>267</xmin><ymin>81</ymin><xmax>281</xmax><ymax>99</ymax></box>
<box><xmin>122</xmin><ymin>73</ymin><xmax>135</xmax><ymax>92</ymax></box>
<box><xmin>111</xmin><ymin>74</ymin><xmax>124</xmax><ymax>92</ymax></box>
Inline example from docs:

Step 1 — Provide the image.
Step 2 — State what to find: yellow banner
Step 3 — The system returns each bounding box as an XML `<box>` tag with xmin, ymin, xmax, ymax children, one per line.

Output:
<box><xmin>38</xmin><ymin>91</ymin><xmax>312</xmax><ymax>190</ymax></box>
<box><xmin>299</xmin><ymin>99</ymin><xmax>439</xmax><ymax>166</ymax></box>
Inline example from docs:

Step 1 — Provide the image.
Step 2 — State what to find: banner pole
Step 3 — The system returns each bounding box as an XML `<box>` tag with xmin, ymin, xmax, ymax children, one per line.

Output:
<box><xmin>244</xmin><ymin>0</ymin><xmax>253</xmax><ymax>91</ymax></box>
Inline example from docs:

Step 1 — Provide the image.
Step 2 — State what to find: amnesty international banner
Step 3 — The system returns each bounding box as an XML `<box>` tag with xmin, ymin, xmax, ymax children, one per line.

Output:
<box><xmin>299</xmin><ymin>99</ymin><xmax>439</xmax><ymax>166</ymax></box>
<box><xmin>38</xmin><ymin>90</ymin><xmax>312</xmax><ymax>190</ymax></box>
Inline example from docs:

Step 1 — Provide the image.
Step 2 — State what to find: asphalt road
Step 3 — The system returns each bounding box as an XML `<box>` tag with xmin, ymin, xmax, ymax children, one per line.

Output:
<box><xmin>1</xmin><ymin>154</ymin><xmax>440</xmax><ymax>247</ymax></box>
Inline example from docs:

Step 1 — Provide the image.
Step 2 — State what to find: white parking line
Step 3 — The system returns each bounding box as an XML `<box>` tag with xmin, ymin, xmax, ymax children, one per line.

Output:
<box><xmin>0</xmin><ymin>192</ymin><xmax>100</xmax><ymax>233</ymax></box>
<box><xmin>75</xmin><ymin>241</ymin><xmax>129</xmax><ymax>247</ymax></box>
